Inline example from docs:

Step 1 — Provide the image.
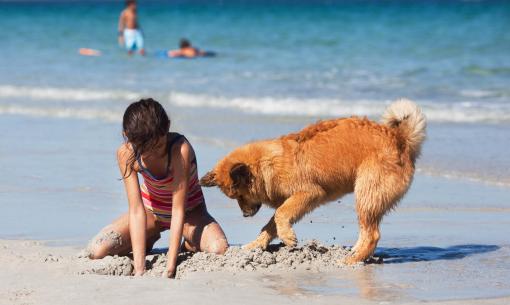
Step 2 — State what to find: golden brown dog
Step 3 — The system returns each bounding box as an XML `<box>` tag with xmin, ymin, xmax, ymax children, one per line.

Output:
<box><xmin>200</xmin><ymin>99</ymin><xmax>426</xmax><ymax>263</ymax></box>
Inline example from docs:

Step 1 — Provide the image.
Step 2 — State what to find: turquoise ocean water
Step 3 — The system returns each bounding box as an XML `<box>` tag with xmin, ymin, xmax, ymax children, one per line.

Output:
<box><xmin>1</xmin><ymin>1</ymin><xmax>510</xmax><ymax>179</ymax></box>
<box><xmin>2</xmin><ymin>1</ymin><xmax>509</xmax><ymax>107</ymax></box>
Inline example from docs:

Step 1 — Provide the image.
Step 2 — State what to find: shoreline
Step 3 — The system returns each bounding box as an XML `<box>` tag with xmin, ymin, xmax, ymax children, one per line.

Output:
<box><xmin>415</xmin><ymin>167</ymin><xmax>510</xmax><ymax>189</ymax></box>
<box><xmin>1</xmin><ymin>113</ymin><xmax>509</xmax><ymax>191</ymax></box>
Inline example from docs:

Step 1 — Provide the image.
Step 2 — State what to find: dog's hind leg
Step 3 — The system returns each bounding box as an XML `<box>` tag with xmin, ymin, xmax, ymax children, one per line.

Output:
<box><xmin>345</xmin><ymin>160</ymin><xmax>411</xmax><ymax>264</ymax></box>
<box><xmin>350</xmin><ymin>231</ymin><xmax>363</xmax><ymax>254</ymax></box>
<box><xmin>346</xmin><ymin>218</ymin><xmax>381</xmax><ymax>265</ymax></box>
<box><xmin>274</xmin><ymin>188</ymin><xmax>326</xmax><ymax>247</ymax></box>
<box><xmin>345</xmin><ymin>187</ymin><xmax>383</xmax><ymax>263</ymax></box>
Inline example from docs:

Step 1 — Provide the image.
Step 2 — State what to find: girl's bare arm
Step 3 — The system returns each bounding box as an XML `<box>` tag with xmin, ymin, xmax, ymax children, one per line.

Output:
<box><xmin>165</xmin><ymin>141</ymin><xmax>192</xmax><ymax>278</ymax></box>
<box><xmin>117</xmin><ymin>145</ymin><xmax>146</xmax><ymax>275</ymax></box>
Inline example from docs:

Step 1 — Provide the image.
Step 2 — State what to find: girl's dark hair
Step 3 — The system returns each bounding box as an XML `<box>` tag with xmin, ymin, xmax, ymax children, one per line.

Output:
<box><xmin>122</xmin><ymin>98</ymin><xmax>170</xmax><ymax>178</ymax></box>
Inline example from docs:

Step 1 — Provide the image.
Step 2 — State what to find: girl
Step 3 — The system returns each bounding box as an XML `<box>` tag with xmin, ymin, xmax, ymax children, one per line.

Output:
<box><xmin>87</xmin><ymin>98</ymin><xmax>228</xmax><ymax>278</ymax></box>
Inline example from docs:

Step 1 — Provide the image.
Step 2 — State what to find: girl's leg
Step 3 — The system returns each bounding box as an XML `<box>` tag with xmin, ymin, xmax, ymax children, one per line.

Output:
<box><xmin>182</xmin><ymin>203</ymin><xmax>229</xmax><ymax>255</ymax></box>
<box><xmin>87</xmin><ymin>210</ymin><xmax>162</xmax><ymax>259</ymax></box>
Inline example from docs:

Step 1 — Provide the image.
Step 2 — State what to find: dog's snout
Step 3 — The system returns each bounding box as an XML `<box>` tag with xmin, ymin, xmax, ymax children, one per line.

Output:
<box><xmin>240</xmin><ymin>202</ymin><xmax>262</xmax><ymax>217</ymax></box>
<box><xmin>242</xmin><ymin>209</ymin><xmax>254</xmax><ymax>217</ymax></box>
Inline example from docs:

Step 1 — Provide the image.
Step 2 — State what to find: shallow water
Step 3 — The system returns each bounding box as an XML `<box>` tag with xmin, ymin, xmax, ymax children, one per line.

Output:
<box><xmin>276</xmin><ymin>245</ymin><xmax>510</xmax><ymax>302</ymax></box>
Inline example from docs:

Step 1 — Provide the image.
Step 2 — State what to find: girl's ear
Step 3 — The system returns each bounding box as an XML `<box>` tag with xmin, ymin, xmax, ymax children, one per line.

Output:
<box><xmin>200</xmin><ymin>171</ymin><xmax>217</xmax><ymax>187</ymax></box>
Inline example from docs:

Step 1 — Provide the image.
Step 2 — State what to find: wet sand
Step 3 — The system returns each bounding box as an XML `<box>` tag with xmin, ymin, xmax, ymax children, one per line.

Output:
<box><xmin>1</xmin><ymin>239</ymin><xmax>509</xmax><ymax>305</ymax></box>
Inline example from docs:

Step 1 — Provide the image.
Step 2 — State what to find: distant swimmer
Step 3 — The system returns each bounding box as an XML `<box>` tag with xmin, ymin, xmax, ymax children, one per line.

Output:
<box><xmin>167</xmin><ymin>39</ymin><xmax>215</xmax><ymax>58</ymax></box>
<box><xmin>118</xmin><ymin>0</ymin><xmax>145</xmax><ymax>55</ymax></box>
<box><xmin>78</xmin><ymin>48</ymin><xmax>101</xmax><ymax>56</ymax></box>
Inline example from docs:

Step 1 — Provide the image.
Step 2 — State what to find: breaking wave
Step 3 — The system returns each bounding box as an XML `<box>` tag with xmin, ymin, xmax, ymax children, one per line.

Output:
<box><xmin>1</xmin><ymin>85</ymin><xmax>509</xmax><ymax>124</ymax></box>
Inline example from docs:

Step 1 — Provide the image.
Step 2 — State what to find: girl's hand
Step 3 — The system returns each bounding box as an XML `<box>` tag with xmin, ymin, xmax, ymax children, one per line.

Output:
<box><xmin>163</xmin><ymin>269</ymin><xmax>175</xmax><ymax>279</ymax></box>
<box><xmin>164</xmin><ymin>253</ymin><xmax>178</xmax><ymax>279</ymax></box>
<box><xmin>133</xmin><ymin>269</ymin><xmax>145</xmax><ymax>277</ymax></box>
<box><xmin>163</xmin><ymin>267</ymin><xmax>176</xmax><ymax>279</ymax></box>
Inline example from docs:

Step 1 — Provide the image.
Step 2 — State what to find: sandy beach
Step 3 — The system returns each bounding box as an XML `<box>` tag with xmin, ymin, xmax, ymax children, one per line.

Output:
<box><xmin>1</xmin><ymin>239</ymin><xmax>509</xmax><ymax>305</ymax></box>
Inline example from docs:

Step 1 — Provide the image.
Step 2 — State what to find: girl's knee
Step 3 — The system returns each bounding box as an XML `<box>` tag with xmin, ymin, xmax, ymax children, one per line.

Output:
<box><xmin>201</xmin><ymin>222</ymin><xmax>229</xmax><ymax>255</ymax></box>
<box><xmin>88</xmin><ymin>244</ymin><xmax>109</xmax><ymax>260</ymax></box>
<box><xmin>207</xmin><ymin>237</ymin><xmax>229</xmax><ymax>255</ymax></box>
<box><xmin>86</xmin><ymin>229</ymin><xmax>125</xmax><ymax>259</ymax></box>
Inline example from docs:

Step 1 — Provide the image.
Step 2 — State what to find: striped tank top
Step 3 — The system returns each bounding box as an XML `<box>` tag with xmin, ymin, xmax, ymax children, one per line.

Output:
<box><xmin>138</xmin><ymin>133</ymin><xmax>205</xmax><ymax>226</ymax></box>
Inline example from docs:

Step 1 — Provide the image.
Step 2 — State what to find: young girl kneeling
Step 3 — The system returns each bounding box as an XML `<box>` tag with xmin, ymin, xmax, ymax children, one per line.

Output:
<box><xmin>87</xmin><ymin>98</ymin><xmax>228</xmax><ymax>277</ymax></box>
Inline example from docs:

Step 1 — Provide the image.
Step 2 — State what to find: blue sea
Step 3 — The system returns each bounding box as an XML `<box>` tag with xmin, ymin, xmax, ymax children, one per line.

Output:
<box><xmin>1</xmin><ymin>1</ymin><xmax>509</xmax><ymax>301</ymax></box>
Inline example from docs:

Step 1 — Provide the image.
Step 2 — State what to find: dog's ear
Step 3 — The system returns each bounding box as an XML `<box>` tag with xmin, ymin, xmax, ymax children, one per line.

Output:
<box><xmin>230</xmin><ymin>163</ymin><xmax>251</xmax><ymax>188</ymax></box>
<box><xmin>200</xmin><ymin>171</ymin><xmax>217</xmax><ymax>187</ymax></box>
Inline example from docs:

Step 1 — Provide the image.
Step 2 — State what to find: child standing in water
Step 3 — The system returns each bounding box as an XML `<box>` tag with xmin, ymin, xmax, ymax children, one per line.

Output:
<box><xmin>87</xmin><ymin>98</ymin><xmax>228</xmax><ymax>278</ymax></box>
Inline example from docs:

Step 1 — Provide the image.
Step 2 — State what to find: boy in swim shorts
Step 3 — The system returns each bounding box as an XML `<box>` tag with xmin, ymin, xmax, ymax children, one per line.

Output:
<box><xmin>118</xmin><ymin>0</ymin><xmax>145</xmax><ymax>55</ymax></box>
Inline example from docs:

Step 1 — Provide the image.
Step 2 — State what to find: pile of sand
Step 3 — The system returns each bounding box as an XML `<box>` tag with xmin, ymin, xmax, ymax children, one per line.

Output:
<box><xmin>78</xmin><ymin>240</ymin><xmax>363</xmax><ymax>279</ymax></box>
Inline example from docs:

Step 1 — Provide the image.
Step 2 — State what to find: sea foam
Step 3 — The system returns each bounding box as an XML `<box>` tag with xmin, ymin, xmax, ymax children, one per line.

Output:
<box><xmin>1</xmin><ymin>85</ymin><xmax>509</xmax><ymax>124</ymax></box>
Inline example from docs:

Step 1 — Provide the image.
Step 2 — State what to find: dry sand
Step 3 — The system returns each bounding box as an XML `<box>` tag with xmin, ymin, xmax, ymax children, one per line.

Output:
<box><xmin>1</xmin><ymin>239</ymin><xmax>508</xmax><ymax>305</ymax></box>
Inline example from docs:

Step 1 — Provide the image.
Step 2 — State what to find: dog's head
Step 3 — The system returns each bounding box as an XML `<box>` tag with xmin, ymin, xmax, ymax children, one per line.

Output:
<box><xmin>200</xmin><ymin>162</ymin><xmax>262</xmax><ymax>217</ymax></box>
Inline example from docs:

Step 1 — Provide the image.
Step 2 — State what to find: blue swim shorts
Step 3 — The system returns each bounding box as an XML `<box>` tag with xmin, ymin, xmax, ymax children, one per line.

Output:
<box><xmin>123</xmin><ymin>29</ymin><xmax>144</xmax><ymax>52</ymax></box>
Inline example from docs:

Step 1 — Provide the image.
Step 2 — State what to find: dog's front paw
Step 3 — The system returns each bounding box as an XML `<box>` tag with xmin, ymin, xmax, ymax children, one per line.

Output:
<box><xmin>277</xmin><ymin>228</ymin><xmax>297</xmax><ymax>248</ymax></box>
<box><xmin>341</xmin><ymin>254</ymin><xmax>364</xmax><ymax>265</ymax></box>
<box><xmin>243</xmin><ymin>240</ymin><xmax>267</xmax><ymax>250</ymax></box>
<box><xmin>340</xmin><ymin>256</ymin><xmax>356</xmax><ymax>265</ymax></box>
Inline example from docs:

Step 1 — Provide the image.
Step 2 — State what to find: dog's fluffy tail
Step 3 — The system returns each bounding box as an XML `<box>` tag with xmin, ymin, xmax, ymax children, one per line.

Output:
<box><xmin>382</xmin><ymin>98</ymin><xmax>427</xmax><ymax>160</ymax></box>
